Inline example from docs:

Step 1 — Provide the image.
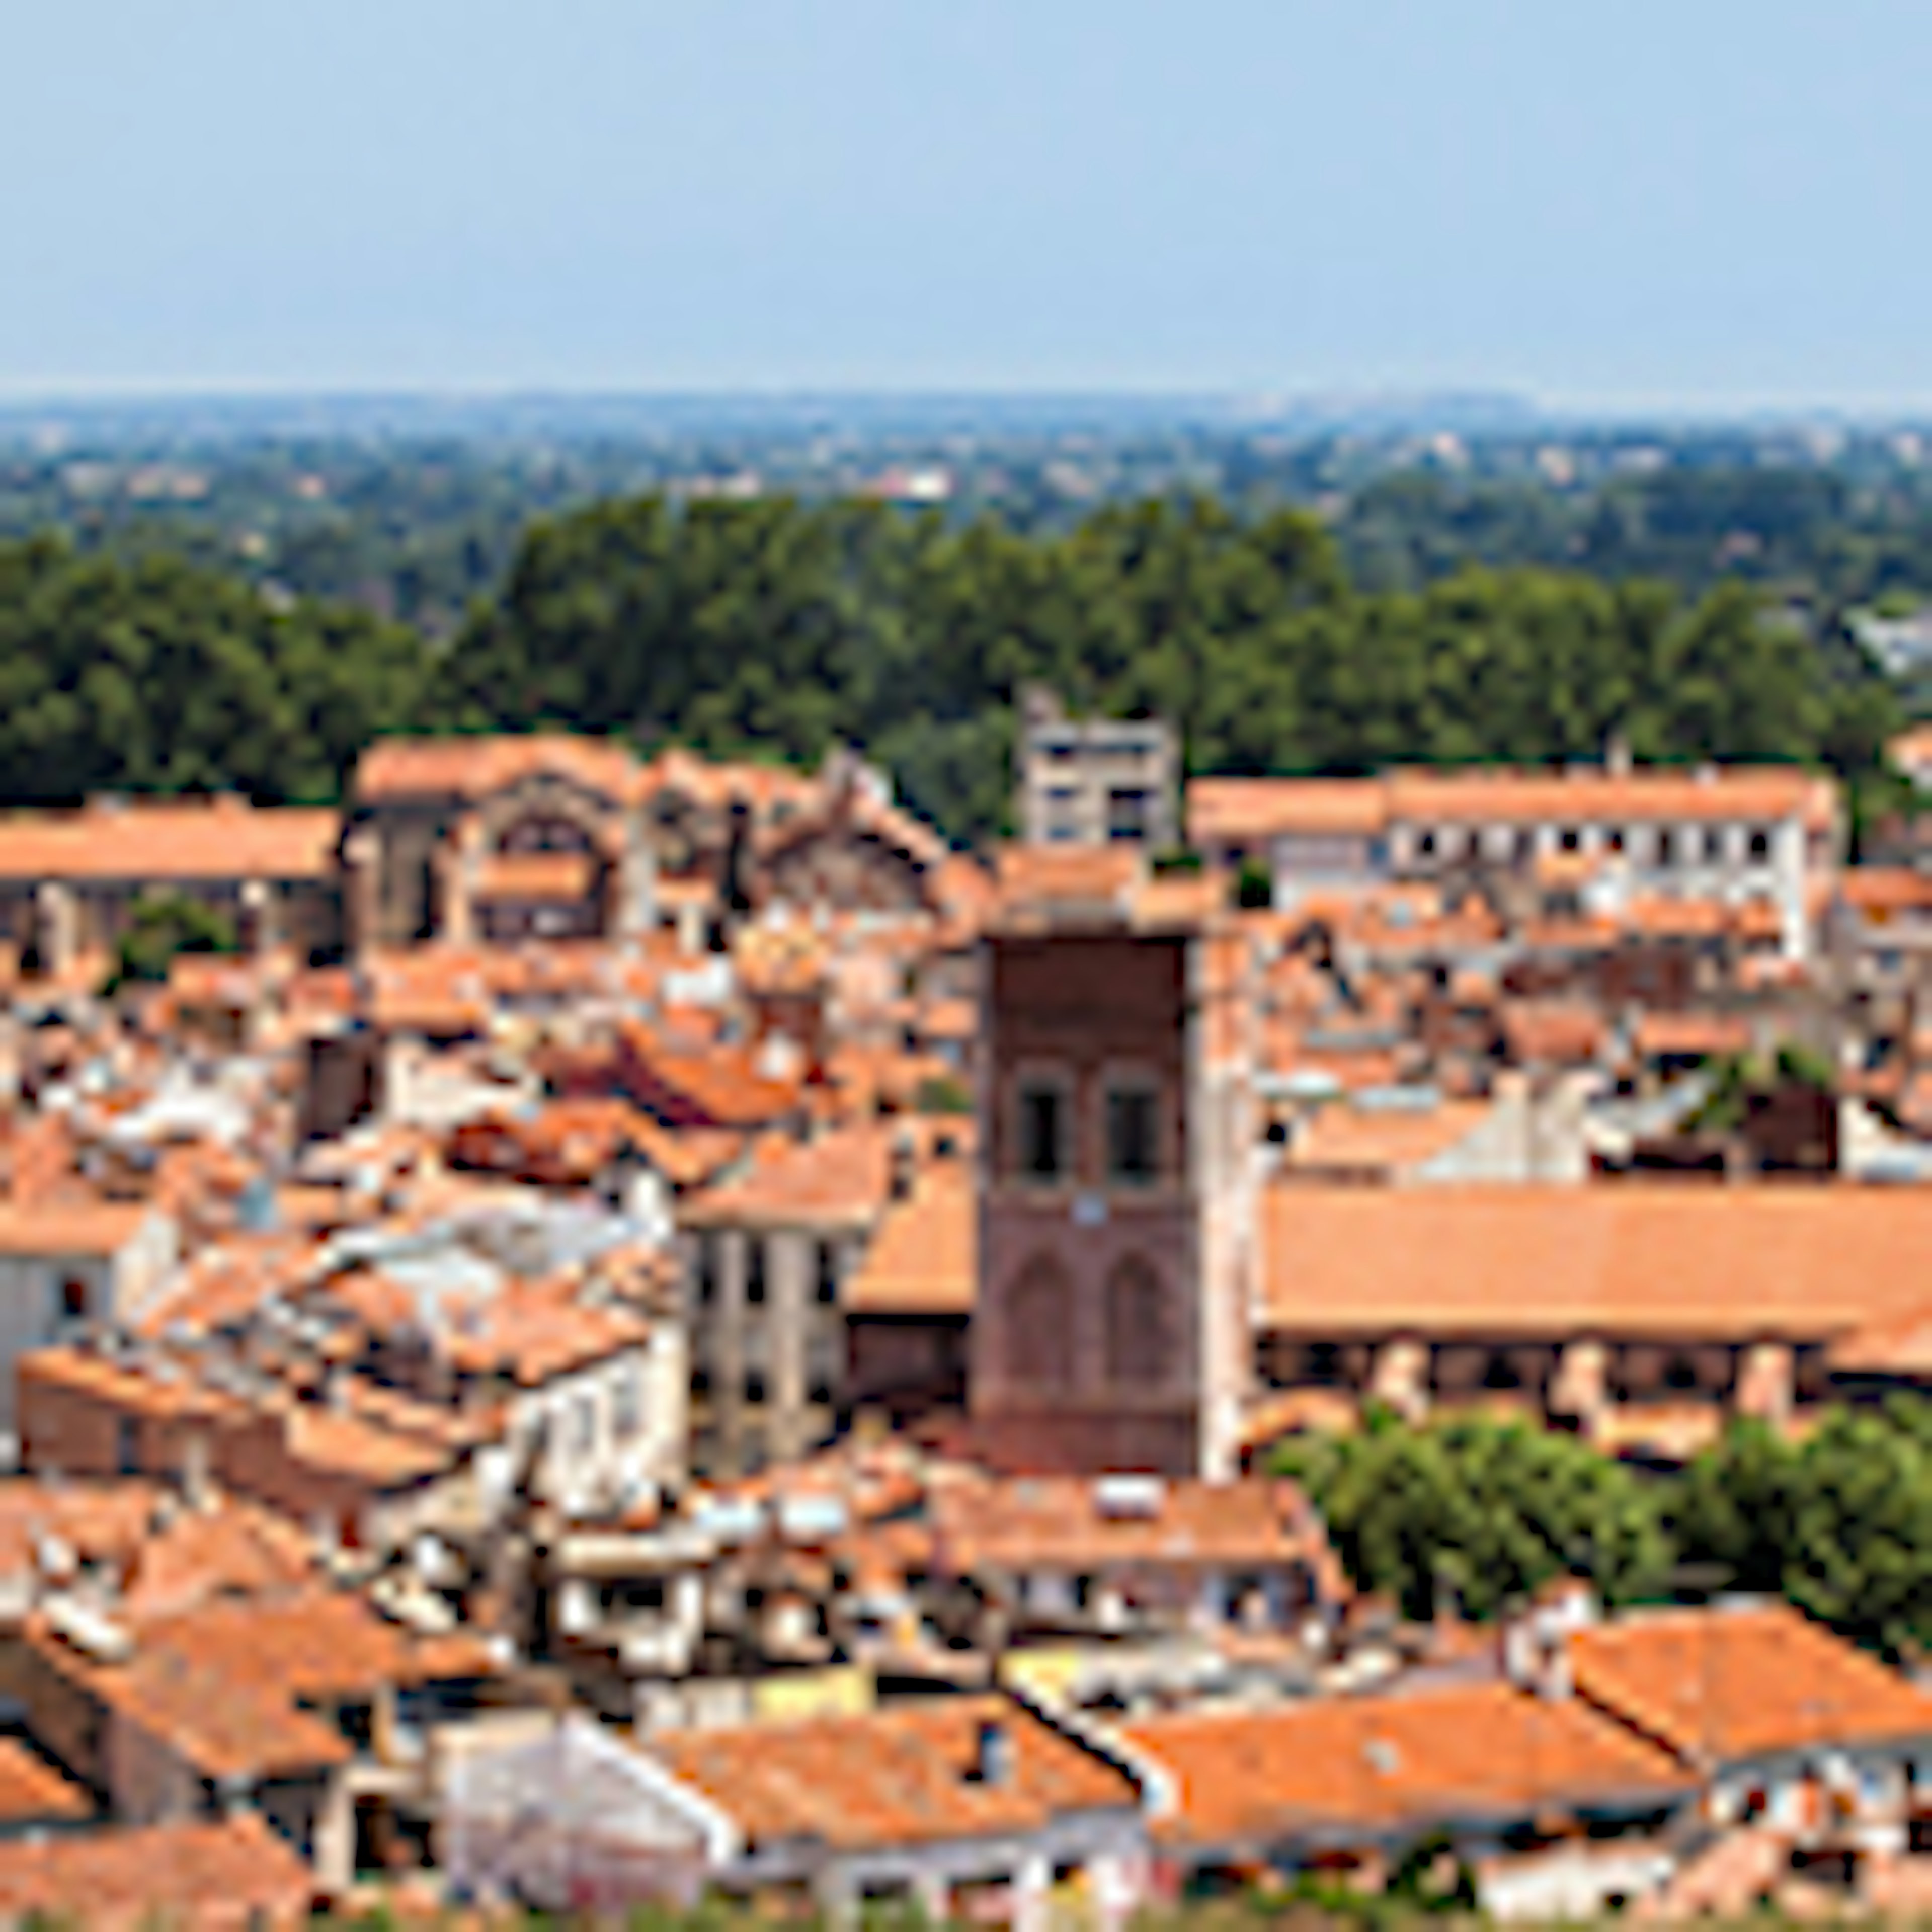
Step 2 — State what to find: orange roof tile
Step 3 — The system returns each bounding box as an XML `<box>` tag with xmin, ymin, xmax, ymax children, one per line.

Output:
<box><xmin>651</xmin><ymin>1694</ymin><xmax>1136</xmax><ymax>1852</ymax></box>
<box><xmin>1188</xmin><ymin>777</ymin><xmax>1388</xmax><ymax>842</ymax></box>
<box><xmin>357</xmin><ymin>732</ymin><xmax>642</xmax><ymax>806</ymax></box>
<box><xmin>0</xmin><ymin>1739</ymin><xmax>89</xmax><ymax>1823</ymax></box>
<box><xmin>0</xmin><ymin>796</ymin><xmax>338</xmax><ymax>884</ymax></box>
<box><xmin>0</xmin><ymin>1813</ymin><xmax>313</xmax><ymax>1929</ymax></box>
<box><xmin>1499</xmin><ymin>999</ymin><xmax>1608</xmax><ymax>1065</ymax></box>
<box><xmin>843</xmin><ymin>1164</ymin><xmax>975</xmax><ymax>1315</ymax></box>
<box><xmin>681</xmin><ymin>1122</ymin><xmax>894</xmax><ymax>1232</ymax></box>
<box><xmin>473</xmin><ymin>851</ymin><xmax>598</xmax><ymax>901</ymax></box>
<box><xmin>1262</xmin><ymin>1184</ymin><xmax>1932</xmax><ymax>1340</ymax></box>
<box><xmin>1123</xmin><ymin>1679</ymin><xmax>1693</xmax><ymax>1848</ymax></box>
<box><xmin>1632</xmin><ymin>1012</ymin><xmax>1753</xmax><ymax>1060</ymax></box>
<box><xmin>1570</xmin><ymin>1602</ymin><xmax>1932</xmax><ymax>1763</ymax></box>
<box><xmin>929</xmin><ymin>1473</ymin><xmax>1333</xmax><ymax>1577</ymax></box>
<box><xmin>1840</xmin><ymin>867</ymin><xmax>1932</xmax><ymax>915</ymax></box>
<box><xmin>1283</xmin><ymin>1100</ymin><xmax>1489</xmax><ymax>1176</ymax></box>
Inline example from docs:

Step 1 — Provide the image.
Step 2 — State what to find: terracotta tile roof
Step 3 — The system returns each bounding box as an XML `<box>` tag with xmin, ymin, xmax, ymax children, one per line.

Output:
<box><xmin>1261</xmin><ymin>1184</ymin><xmax>1932</xmax><ymax>1340</ymax></box>
<box><xmin>473</xmin><ymin>851</ymin><xmax>598</xmax><ymax>901</ymax></box>
<box><xmin>1499</xmin><ymin>999</ymin><xmax>1608</xmax><ymax>1066</ymax></box>
<box><xmin>843</xmin><ymin>1164</ymin><xmax>976</xmax><ymax>1316</ymax></box>
<box><xmin>1189</xmin><ymin>777</ymin><xmax>1389</xmax><ymax>842</ymax></box>
<box><xmin>357</xmin><ymin>732</ymin><xmax>643</xmax><ymax>806</ymax></box>
<box><xmin>1632</xmin><ymin>1012</ymin><xmax>1753</xmax><ymax>1060</ymax></box>
<box><xmin>926</xmin><ymin>1472</ymin><xmax>1333</xmax><ymax>1577</ymax></box>
<box><xmin>1839</xmin><ymin>867</ymin><xmax>1932</xmax><ymax>915</ymax></box>
<box><xmin>1283</xmin><ymin>1100</ymin><xmax>1490</xmax><ymax>1176</ymax></box>
<box><xmin>618</xmin><ymin>1019</ymin><xmax>803</xmax><ymax>1130</ymax></box>
<box><xmin>1621</xmin><ymin>893</ymin><xmax>1733</xmax><ymax>940</ymax></box>
<box><xmin>0</xmin><ymin>1200</ymin><xmax>158</xmax><ymax>1256</ymax></box>
<box><xmin>0</xmin><ymin>1479</ymin><xmax>173</xmax><ymax>1580</ymax></box>
<box><xmin>994</xmin><ymin>844</ymin><xmax>1146</xmax><ymax>917</ymax></box>
<box><xmin>650</xmin><ymin>1694</ymin><xmax>1136</xmax><ymax>1852</ymax></box>
<box><xmin>639</xmin><ymin>745</ymin><xmax>820</xmax><ymax>816</ymax></box>
<box><xmin>1188</xmin><ymin>765</ymin><xmax>1836</xmax><ymax>846</ymax></box>
<box><xmin>1389</xmin><ymin>765</ymin><xmax>1835</xmax><ymax>830</ymax></box>
<box><xmin>1570</xmin><ymin>1602</ymin><xmax>1932</xmax><ymax>1764</ymax></box>
<box><xmin>0</xmin><ymin>1813</ymin><xmax>312</xmax><ymax>1929</ymax></box>
<box><xmin>0</xmin><ymin>796</ymin><xmax>339</xmax><ymax>884</ymax></box>
<box><xmin>1122</xmin><ymin>1679</ymin><xmax>1694</xmax><ymax>1848</ymax></box>
<box><xmin>0</xmin><ymin>1738</ymin><xmax>89</xmax><ymax>1823</ymax></box>
<box><xmin>1829</xmin><ymin>1299</ymin><xmax>1932</xmax><ymax>1378</ymax></box>
<box><xmin>681</xmin><ymin>1122</ymin><xmax>894</xmax><ymax>1232</ymax></box>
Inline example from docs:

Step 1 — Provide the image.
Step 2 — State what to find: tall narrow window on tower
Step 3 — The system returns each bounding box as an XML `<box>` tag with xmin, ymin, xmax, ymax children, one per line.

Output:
<box><xmin>1018</xmin><ymin>1079</ymin><xmax>1067</xmax><ymax>1184</ymax></box>
<box><xmin>1106</xmin><ymin>1081</ymin><xmax>1161</xmax><ymax>1188</ymax></box>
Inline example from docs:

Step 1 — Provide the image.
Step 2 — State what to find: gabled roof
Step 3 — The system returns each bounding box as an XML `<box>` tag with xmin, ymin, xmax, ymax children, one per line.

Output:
<box><xmin>1123</xmin><ymin>1679</ymin><xmax>1694</xmax><ymax>1849</ymax></box>
<box><xmin>0</xmin><ymin>1813</ymin><xmax>312</xmax><ymax>1929</ymax></box>
<box><xmin>1569</xmin><ymin>1601</ymin><xmax>1932</xmax><ymax>1765</ymax></box>
<box><xmin>356</xmin><ymin>732</ymin><xmax>643</xmax><ymax>805</ymax></box>
<box><xmin>843</xmin><ymin>1164</ymin><xmax>975</xmax><ymax>1316</ymax></box>
<box><xmin>679</xmin><ymin>1122</ymin><xmax>894</xmax><ymax>1234</ymax></box>
<box><xmin>649</xmin><ymin>1694</ymin><xmax>1137</xmax><ymax>1853</ymax></box>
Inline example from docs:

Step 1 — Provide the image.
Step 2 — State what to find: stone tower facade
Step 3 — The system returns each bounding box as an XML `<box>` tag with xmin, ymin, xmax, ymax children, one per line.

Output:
<box><xmin>971</xmin><ymin>879</ymin><xmax>1256</xmax><ymax>1478</ymax></box>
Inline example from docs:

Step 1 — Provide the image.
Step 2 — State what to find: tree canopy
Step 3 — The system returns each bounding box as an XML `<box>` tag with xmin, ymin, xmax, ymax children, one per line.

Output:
<box><xmin>1278</xmin><ymin>1397</ymin><xmax>1932</xmax><ymax>1662</ymax></box>
<box><xmin>0</xmin><ymin>491</ymin><xmax>1899</xmax><ymax>847</ymax></box>
<box><xmin>0</xmin><ymin>536</ymin><xmax>424</xmax><ymax>808</ymax></box>
<box><xmin>425</xmin><ymin>493</ymin><xmax>1896</xmax><ymax>845</ymax></box>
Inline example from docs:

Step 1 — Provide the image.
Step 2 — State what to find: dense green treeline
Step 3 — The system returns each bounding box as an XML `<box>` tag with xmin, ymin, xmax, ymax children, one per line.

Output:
<box><xmin>430</xmin><ymin>493</ymin><xmax>1898</xmax><ymax>843</ymax></box>
<box><xmin>0</xmin><ymin>492</ymin><xmax>1900</xmax><ymax>845</ymax></box>
<box><xmin>1275</xmin><ymin>1400</ymin><xmax>1932</xmax><ymax>1662</ymax></box>
<box><xmin>0</xmin><ymin>535</ymin><xmax>423</xmax><ymax>807</ymax></box>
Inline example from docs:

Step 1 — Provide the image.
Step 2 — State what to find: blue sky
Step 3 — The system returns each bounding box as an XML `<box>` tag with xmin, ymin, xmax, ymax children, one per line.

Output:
<box><xmin>1</xmin><ymin>0</ymin><xmax>1925</xmax><ymax>408</ymax></box>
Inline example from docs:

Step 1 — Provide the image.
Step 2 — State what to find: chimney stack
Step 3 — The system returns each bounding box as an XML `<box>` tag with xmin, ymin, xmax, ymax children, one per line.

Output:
<box><xmin>971</xmin><ymin>1716</ymin><xmax>1013</xmax><ymax>1787</ymax></box>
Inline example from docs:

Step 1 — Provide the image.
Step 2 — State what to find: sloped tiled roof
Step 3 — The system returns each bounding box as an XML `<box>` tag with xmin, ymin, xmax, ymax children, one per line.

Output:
<box><xmin>1570</xmin><ymin>1601</ymin><xmax>1932</xmax><ymax>1764</ymax></box>
<box><xmin>1123</xmin><ymin>1679</ymin><xmax>1694</xmax><ymax>1848</ymax></box>
<box><xmin>650</xmin><ymin>1694</ymin><xmax>1136</xmax><ymax>1852</ymax></box>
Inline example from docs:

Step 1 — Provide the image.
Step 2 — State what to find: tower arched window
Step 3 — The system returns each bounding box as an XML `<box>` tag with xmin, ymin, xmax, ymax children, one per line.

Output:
<box><xmin>1005</xmin><ymin>1253</ymin><xmax>1075</xmax><ymax>1389</ymax></box>
<box><xmin>1104</xmin><ymin>1254</ymin><xmax>1167</xmax><ymax>1388</ymax></box>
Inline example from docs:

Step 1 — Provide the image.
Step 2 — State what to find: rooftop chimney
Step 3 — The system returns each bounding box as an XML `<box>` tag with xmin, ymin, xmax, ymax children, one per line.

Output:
<box><xmin>971</xmin><ymin>1716</ymin><xmax>1014</xmax><ymax>1787</ymax></box>
<box><xmin>889</xmin><ymin>1131</ymin><xmax>917</xmax><ymax>1203</ymax></box>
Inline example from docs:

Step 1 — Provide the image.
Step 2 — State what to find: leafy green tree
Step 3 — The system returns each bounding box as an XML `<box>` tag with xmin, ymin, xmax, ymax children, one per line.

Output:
<box><xmin>1276</xmin><ymin>1413</ymin><xmax>1672</xmax><ymax>1621</ymax></box>
<box><xmin>1784</xmin><ymin>1408</ymin><xmax>1932</xmax><ymax>1661</ymax></box>
<box><xmin>1670</xmin><ymin>1419</ymin><xmax>1807</xmax><ymax>1596</ymax></box>
<box><xmin>107</xmin><ymin>892</ymin><xmax>239</xmax><ymax>991</ymax></box>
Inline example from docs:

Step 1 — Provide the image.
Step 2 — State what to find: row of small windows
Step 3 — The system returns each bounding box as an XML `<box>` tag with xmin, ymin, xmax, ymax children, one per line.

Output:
<box><xmin>1414</xmin><ymin>824</ymin><xmax>1775</xmax><ymax>865</ymax></box>
<box><xmin>693</xmin><ymin>1237</ymin><xmax>842</xmax><ymax>1308</ymax></box>
<box><xmin>1018</xmin><ymin>1081</ymin><xmax>1162</xmax><ymax>1187</ymax></box>
<box><xmin>1414</xmin><ymin>819</ymin><xmax>1769</xmax><ymax>865</ymax></box>
<box><xmin>691</xmin><ymin>1367</ymin><xmax>837</xmax><ymax>1408</ymax></box>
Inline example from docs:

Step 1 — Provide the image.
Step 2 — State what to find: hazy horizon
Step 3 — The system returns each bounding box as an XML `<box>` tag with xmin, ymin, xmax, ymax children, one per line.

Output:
<box><xmin>7</xmin><ymin>0</ymin><xmax>1931</xmax><ymax>411</ymax></box>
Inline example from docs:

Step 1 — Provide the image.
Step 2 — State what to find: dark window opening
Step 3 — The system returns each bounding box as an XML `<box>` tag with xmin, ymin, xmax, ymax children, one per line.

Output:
<box><xmin>745</xmin><ymin>1241</ymin><xmax>767</xmax><ymax>1305</ymax></box>
<box><xmin>1106</xmin><ymin>1087</ymin><xmax>1160</xmax><ymax>1187</ymax></box>
<box><xmin>815</xmin><ymin>1242</ymin><xmax>839</xmax><ymax>1306</ymax></box>
<box><xmin>1019</xmin><ymin>1084</ymin><xmax>1065</xmax><ymax>1183</ymax></box>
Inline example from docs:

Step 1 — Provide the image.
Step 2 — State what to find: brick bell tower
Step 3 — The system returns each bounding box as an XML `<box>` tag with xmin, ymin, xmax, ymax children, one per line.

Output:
<box><xmin>970</xmin><ymin>850</ymin><xmax>1257</xmax><ymax>1478</ymax></box>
